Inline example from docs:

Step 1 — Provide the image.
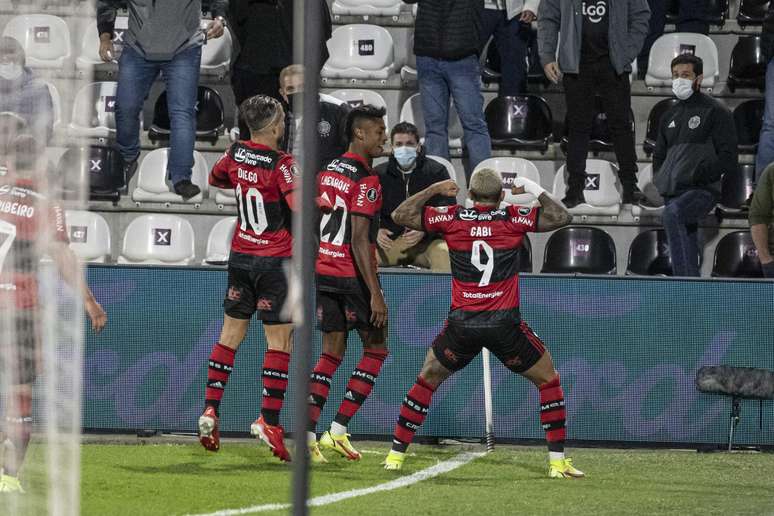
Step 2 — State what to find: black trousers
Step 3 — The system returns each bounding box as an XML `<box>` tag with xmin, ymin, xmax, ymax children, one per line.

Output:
<box><xmin>563</xmin><ymin>59</ymin><xmax>638</xmax><ymax>192</ymax></box>
<box><xmin>231</xmin><ymin>67</ymin><xmax>284</xmax><ymax>139</ymax></box>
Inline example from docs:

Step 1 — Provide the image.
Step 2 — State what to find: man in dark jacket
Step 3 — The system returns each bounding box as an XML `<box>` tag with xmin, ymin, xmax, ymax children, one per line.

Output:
<box><xmin>404</xmin><ymin>0</ymin><xmax>491</xmax><ymax>175</ymax></box>
<box><xmin>756</xmin><ymin>3</ymin><xmax>774</xmax><ymax>178</ymax></box>
<box><xmin>375</xmin><ymin>122</ymin><xmax>455</xmax><ymax>271</ymax></box>
<box><xmin>96</xmin><ymin>0</ymin><xmax>228</xmax><ymax>200</ymax></box>
<box><xmin>653</xmin><ymin>54</ymin><xmax>737</xmax><ymax>277</ymax></box>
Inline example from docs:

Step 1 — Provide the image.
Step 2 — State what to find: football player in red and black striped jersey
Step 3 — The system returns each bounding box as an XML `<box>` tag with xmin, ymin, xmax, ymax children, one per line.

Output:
<box><xmin>382</xmin><ymin>168</ymin><xmax>585</xmax><ymax>479</ymax></box>
<box><xmin>199</xmin><ymin>95</ymin><xmax>297</xmax><ymax>462</ymax></box>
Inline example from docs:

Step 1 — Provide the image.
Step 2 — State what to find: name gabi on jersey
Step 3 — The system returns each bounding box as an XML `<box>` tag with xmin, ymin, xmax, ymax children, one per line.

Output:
<box><xmin>470</xmin><ymin>226</ymin><xmax>492</xmax><ymax>237</ymax></box>
<box><xmin>0</xmin><ymin>201</ymin><xmax>35</xmax><ymax>218</ymax></box>
<box><xmin>326</xmin><ymin>159</ymin><xmax>359</xmax><ymax>175</ymax></box>
<box><xmin>233</xmin><ymin>146</ymin><xmax>273</xmax><ymax>166</ymax></box>
<box><xmin>320</xmin><ymin>174</ymin><xmax>351</xmax><ymax>193</ymax></box>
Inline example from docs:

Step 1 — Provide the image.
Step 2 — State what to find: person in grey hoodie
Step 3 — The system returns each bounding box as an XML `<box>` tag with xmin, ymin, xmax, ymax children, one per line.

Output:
<box><xmin>538</xmin><ymin>0</ymin><xmax>650</xmax><ymax>208</ymax></box>
<box><xmin>653</xmin><ymin>54</ymin><xmax>737</xmax><ymax>277</ymax></box>
<box><xmin>96</xmin><ymin>0</ymin><xmax>228</xmax><ymax>200</ymax></box>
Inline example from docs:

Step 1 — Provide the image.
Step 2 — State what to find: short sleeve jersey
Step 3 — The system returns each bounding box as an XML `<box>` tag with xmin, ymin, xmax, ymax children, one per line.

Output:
<box><xmin>423</xmin><ymin>203</ymin><xmax>539</xmax><ymax>325</ymax></box>
<box><xmin>210</xmin><ymin>141</ymin><xmax>297</xmax><ymax>260</ymax></box>
<box><xmin>0</xmin><ymin>177</ymin><xmax>68</xmax><ymax>309</ymax></box>
<box><xmin>316</xmin><ymin>152</ymin><xmax>382</xmax><ymax>292</ymax></box>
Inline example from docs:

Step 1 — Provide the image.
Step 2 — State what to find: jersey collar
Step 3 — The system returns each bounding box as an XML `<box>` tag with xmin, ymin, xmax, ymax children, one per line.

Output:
<box><xmin>342</xmin><ymin>152</ymin><xmax>373</xmax><ymax>173</ymax></box>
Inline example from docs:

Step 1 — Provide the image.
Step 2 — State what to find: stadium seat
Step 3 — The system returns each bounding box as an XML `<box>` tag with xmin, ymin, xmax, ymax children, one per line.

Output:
<box><xmin>400</xmin><ymin>93</ymin><xmax>463</xmax><ymax>149</ymax></box>
<box><xmin>118</xmin><ymin>214</ymin><xmax>196</xmax><ymax>265</ymax></box>
<box><xmin>727</xmin><ymin>36</ymin><xmax>766</xmax><ymax>92</ymax></box>
<box><xmin>485</xmin><ymin>96</ymin><xmax>553</xmax><ymax>152</ymax></box>
<box><xmin>737</xmin><ymin>0</ymin><xmax>769</xmax><ymax>26</ymax></box>
<box><xmin>560</xmin><ymin>96</ymin><xmax>635</xmax><ymax>154</ymax></box>
<box><xmin>734</xmin><ymin>99</ymin><xmax>764</xmax><ymax>154</ymax></box>
<box><xmin>631</xmin><ymin>164</ymin><xmax>665</xmax><ymax>217</ymax></box>
<box><xmin>76</xmin><ymin>17</ymin><xmax>128</xmax><ymax>74</ymax></box>
<box><xmin>132</xmin><ymin>148</ymin><xmax>208</xmax><ymax>203</ymax></box>
<box><xmin>57</xmin><ymin>145</ymin><xmax>126</xmax><ymax>202</ymax></box>
<box><xmin>204</xmin><ymin>217</ymin><xmax>236</xmax><ymax>266</ymax></box>
<box><xmin>199</xmin><ymin>21</ymin><xmax>232</xmax><ymax>77</ymax></box>
<box><xmin>321</xmin><ymin>24</ymin><xmax>395</xmax><ymax>80</ymax></box>
<box><xmin>552</xmin><ymin>160</ymin><xmax>622</xmax><ymax>216</ymax></box>
<box><xmin>331</xmin><ymin>0</ymin><xmax>402</xmax><ymax>16</ymax></box>
<box><xmin>2</xmin><ymin>15</ymin><xmax>71</xmax><ymax>68</ymax></box>
<box><xmin>328</xmin><ymin>89</ymin><xmax>388</xmax><ymax>126</ymax></box>
<box><xmin>481</xmin><ymin>31</ymin><xmax>548</xmax><ymax>87</ymax></box>
<box><xmin>665</xmin><ymin>0</ymin><xmax>727</xmax><ymax>25</ymax></box>
<box><xmin>67</xmin><ymin>82</ymin><xmax>118</xmax><ymax>139</ymax></box>
<box><xmin>426</xmin><ymin>154</ymin><xmax>464</xmax><ymax>202</ymax></box>
<box><xmin>64</xmin><ymin>210</ymin><xmax>111</xmax><ymax>263</ymax></box>
<box><xmin>400</xmin><ymin>31</ymin><xmax>417</xmax><ymax>82</ymax></box>
<box><xmin>711</xmin><ymin>231</ymin><xmax>763</xmax><ymax>278</ymax></box>
<box><xmin>40</xmin><ymin>80</ymin><xmax>62</xmax><ymax>133</ymax></box>
<box><xmin>148</xmin><ymin>86</ymin><xmax>224</xmax><ymax>143</ymax></box>
<box><xmin>473</xmin><ymin>157</ymin><xmax>542</xmax><ymax>207</ymax></box>
<box><xmin>719</xmin><ymin>163</ymin><xmax>756</xmax><ymax>213</ymax></box>
<box><xmin>541</xmin><ymin>226</ymin><xmax>617</xmax><ymax>274</ymax></box>
<box><xmin>626</xmin><ymin>229</ymin><xmax>673</xmax><ymax>276</ymax></box>
<box><xmin>645</xmin><ymin>33</ymin><xmax>719</xmax><ymax>89</ymax></box>
<box><xmin>643</xmin><ymin>98</ymin><xmax>679</xmax><ymax>156</ymax></box>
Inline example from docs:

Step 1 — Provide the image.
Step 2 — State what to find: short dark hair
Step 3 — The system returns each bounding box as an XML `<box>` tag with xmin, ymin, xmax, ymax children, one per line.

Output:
<box><xmin>671</xmin><ymin>54</ymin><xmax>703</xmax><ymax>76</ymax></box>
<box><xmin>239</xmin><ymin>94</ymin><xmax>283</xmax><ymax>134</ymax></box>
<box><xmin>390</xmin><ymin>121</ymin><xmax>420</xmax><ymax>143</ymax></box>
<box><xmin>0</xmin><ymin>37</ymin><xmax>25</xmax><ymax>66</ymax></box>
<box><xmin>345</xmin><ymin>104</ymin><xmax>387</xmax><ymax>141</ymax></box>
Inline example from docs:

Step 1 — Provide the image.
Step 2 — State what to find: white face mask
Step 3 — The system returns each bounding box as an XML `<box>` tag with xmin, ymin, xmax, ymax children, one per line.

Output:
<box><xmin>0</xmin><ymin>62</ymin><xmax>22</xmax><ymax>81</ymax></box>
<box><xmin>672</xmin><ymin>77</ymin><xmax>695</xmax><ymax>100</ymax></box>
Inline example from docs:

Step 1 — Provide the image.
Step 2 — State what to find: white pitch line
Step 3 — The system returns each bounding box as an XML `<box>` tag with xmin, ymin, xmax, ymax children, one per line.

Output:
<box><xmin>183</xmin><ymin>451</ymin><xmax>484</xmax><ymax>516</ymax></box>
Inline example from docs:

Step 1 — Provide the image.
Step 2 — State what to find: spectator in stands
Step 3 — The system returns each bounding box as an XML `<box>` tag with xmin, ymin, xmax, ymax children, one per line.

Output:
<box><xmin>749</xmin><ymin>163</ymin><xmax>774</xmax><ymax>278</ymax></box>
<box><xmin>653</xmin><ymin>54</ymin><xmax>737</xmax><ymax>277</ymax></box>
<box><xmin>96</xmin><ymin>0</ymin><xmax>228</xmax><ymax>200</ymax></box>
<box><xmin>278</xmin><ymin>64</ymin><xmax>349</xmax><ymax>168</ymax></box>
<box><xmin>756</xmin><ymin>4</ymin><xmax>774</xmax><ymax>179</ymax></box>
<box><xmin>405</xmin><ymin>0</ymin><xmax>492</xmax><ymax>177</ymax></box>
<box><xmin>0</xmin><ymin>37</ymin><xmax>53</xmax><ymax>143</ymax></box>
<box><xmin>228</xmin><ymin>0</ymin><xmax>331</xmax><ymax>138</ymax></box>
<box><xmin>480</xmin><ymin>0</ymin><xmax>538</xmax><ymax>96</ymax></box>
<box><xmin>375</xmin><ymin>122</ymin><xmax>455</xmax><ymax>272</ymax></box>
<box><xmin>538</xmin><ymin>0</ymin><xmax>650</xmax><ymax>208</ymax></box>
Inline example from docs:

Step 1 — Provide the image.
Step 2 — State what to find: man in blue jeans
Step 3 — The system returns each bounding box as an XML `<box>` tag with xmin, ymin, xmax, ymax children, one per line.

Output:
<box><xmin>653</xmin><ymin>54</ymin><xmax>737</xmax><ymax>277</ymax></box>
<box><xmin>405</xmin><ymin>0</ymin><xmax>491</xmax><ymax>181</ymax></box>
<box><xmin>96</xmin><ymin>1</ymin><xmax>228</xmax><ymax>200</ymax></box>
<box><xmin>755</xmin><ymin>5</ymin><xmax>774</xmax><ymax>181</ymax></box>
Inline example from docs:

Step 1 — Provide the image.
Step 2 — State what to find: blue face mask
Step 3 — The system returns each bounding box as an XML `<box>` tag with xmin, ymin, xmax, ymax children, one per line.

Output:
<box><xmin>393</xmin><ymin>145</ymin><xmax>418</xmax><ymax>170</ymax></box>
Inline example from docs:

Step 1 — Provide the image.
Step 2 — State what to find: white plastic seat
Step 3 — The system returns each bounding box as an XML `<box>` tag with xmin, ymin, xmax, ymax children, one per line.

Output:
<box><xmin>132</xmin><ymin>148</ymin><xmax>208</xmax><ymax>203</ymax></box>
<box><xmin>552</xmin><ymin>160</ymin><xmax>622</xmax><ymax>216</ymax></box>
<box><xmin>321</xmin><ymin>24</ymin><xmax>395</xmax><ymax>80</ymax></box>
<box><xmin>64</xmin><ymin>210</ymin><xmax>111</xmax><ymax>263</ymax></box>
<box><xmin>400</xmin><ymin>93</ymin><xmax>463</xmax><ymax>149</ymax></box>
<box><xmin>76</xmin><ymin>17</ymin><xmax>128</xmax><ymax>73</ymax></box>
<box><xmin>200</xmin><ymin>21</ymin><xmax>232</xmax><ymax>77</ymax></box>
<box><xmin>631</xmin><ymin>164</ymin><xmax>665</xmax><ymax>217</ymax></box>
<box><xmin>40</xmin><ymin>80</ymin><xmax>62</xmax><ymax>132</ymax></box>
<box><xmin>2</xmin><ymin>15</ymin><xmax>72</xmax><ymax>68</ymax></box>
<box><xmin>426</xmin><ymin>155</ymin><xmax>465</xmax><ymax>204</ymax></box>
<box><xmin>328</xmin><ymin>89</ymin><xmax>388</xmax><ymax>126</ymax></box>
<box><xmin>331</xmin><ymin>0</ymin><xmax>402</xmax><ymax>16</ymax></box>
<box><xmin>474</xmin><ymin>158</ymin><xmax>542</xmax><ymax>207</ymax></box>
<box><xmin>645</xmin><ymin>33</ymin><xmax>719</xmax><ymax>89</ymax></box>
<box><xmin>203</xmin><ymin>217</ymin><xmax>237</xmax><ymax>265</ymax></box>
<box><xmin>67</xmin><ymin>81</ymin><xmax>118</xmax><ymax>138</ymax></box>
<box><xmin>401</xmin><ymin>32</ymin><xmax>417</xmax><ymax>82</ymax></box>
<box><xmin>118</xmin><ymin>214</ymin><xmax>195</xmax><ymax>265</ymax></box>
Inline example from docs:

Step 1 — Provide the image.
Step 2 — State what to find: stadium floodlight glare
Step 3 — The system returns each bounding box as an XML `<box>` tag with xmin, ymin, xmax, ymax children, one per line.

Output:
<box><xmin>695</xmin><ymin>366</ymin><xmax>774</xmax><ymax>451</ymax></box>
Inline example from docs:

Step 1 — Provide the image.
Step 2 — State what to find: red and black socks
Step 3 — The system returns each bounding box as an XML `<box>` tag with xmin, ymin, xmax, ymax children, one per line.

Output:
<box><xmin>392</xmin><ymin>376</ymin><xmax>436</xmax><ymax>453</ymax></box>
<box><xmin>539</xmin><ymin>375</ymin><xmax>566</xmax><ymax>453</ymax></box>
<box><xmin>333</xmin><ymin>348</ymin><xmax>389</xmax><ymax>428</ymax></box>
<box><xmin>260</xmin><ymin>350</ymin><xmax>290</xmax><ymax>426</ymax></box>
<box><xmin>205</xmin><ymin>343</ymin><xmax>236</xmax><ymax>416</ymax></box>
<box><xmin>308</xmin><ymin>353</ymin><xmax>342</xmax><ymax>431</ymax></box>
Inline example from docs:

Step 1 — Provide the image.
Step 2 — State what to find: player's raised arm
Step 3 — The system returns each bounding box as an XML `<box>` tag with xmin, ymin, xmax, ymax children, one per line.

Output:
<box><xmin>511</xmin><ymin>177</ymin><xmax>572</xmax><ymax>232</ymax></box>
<box><xmin>392</xmin><ymin>179</ymin><xmax>459</xmax><ymax>231</ymax></box>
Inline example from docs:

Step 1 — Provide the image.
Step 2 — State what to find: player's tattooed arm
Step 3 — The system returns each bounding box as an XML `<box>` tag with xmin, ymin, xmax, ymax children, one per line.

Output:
<box><xmin>535</xmin><ymin>192</ymin><xmax>572</xmax><ymax>232</ymax></box>
<box><xmin>392</xmin><ymin>180</ymin><xmax>459</xmax><ymax>231</ymax></box>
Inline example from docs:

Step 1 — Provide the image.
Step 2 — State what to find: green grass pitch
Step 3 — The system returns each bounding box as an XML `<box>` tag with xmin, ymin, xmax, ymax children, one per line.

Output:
<box><xmin>3</xmin><ymin>440</ymin><xmax>773</xmax><ymax>515</ymax></box>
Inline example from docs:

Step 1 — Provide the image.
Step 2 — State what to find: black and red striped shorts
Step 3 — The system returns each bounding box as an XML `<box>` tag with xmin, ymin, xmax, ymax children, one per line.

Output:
<box><xmin>431</xmin><ymin>320</ymin><xmax>546</xmax><ymax>373</ymax></box>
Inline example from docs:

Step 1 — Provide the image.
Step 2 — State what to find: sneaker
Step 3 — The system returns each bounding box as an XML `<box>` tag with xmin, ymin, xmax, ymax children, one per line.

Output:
<box><xmin>174</xmin><ymin>180</ymin><xmax>201</xmax><ymax>201</ymax></box>
<box><xmin>121</xmin><ymin>157</ymin><xmax>138</xmax><ymax>182</ymax></box>
<box><xmin>0</xmin><ymin>474</ymin><xmax>25</xmax><ymax>493</ymax></box>
<box><xmin>382</xmin><ymin>449</ymin><xmax>405</xmax><ymax>471</ymax></box>
<box><xmin>198</xmin><ymin>406</ymin><xmax>220</xmax><ymax>452</ymax></box>
<box><xmin>548</xmin><ymin>457</ymin><xmax>585</xmax><ymax>479</ymax></box>
<box><xmin>308</xmin><ymin>441</ymin><xmax>328</xmax><ymax>464</ymax></box>
<box><xmin>319</xmin><ymin>431</ymin><xmax>361</xmax><ymax>461</ymax></box>
<box><xmin>251</xmin><ymin>415</ymin><xmax>291</xmax><ymax>462</ymax></box>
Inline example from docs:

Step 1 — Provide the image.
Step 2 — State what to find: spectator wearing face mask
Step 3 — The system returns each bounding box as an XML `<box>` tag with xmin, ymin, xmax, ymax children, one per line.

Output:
<box><xmin>652</xmin><ymin>54</ymin><xmax>737</xmax><ymax>277</ymax></box>
<box><xmin>0</xmin><ymin>37</ymin><xmax>54</xmax><ymax>143</ymax></box>
<box><xmin>277</xmin><ymin>64</ymin><xmax>349</xmax><ymax>168</ymax></box>
<box><xmin>375</xmin><ymin>122</ymin><xmax>456</xmax><ymax>272</ymax></box>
